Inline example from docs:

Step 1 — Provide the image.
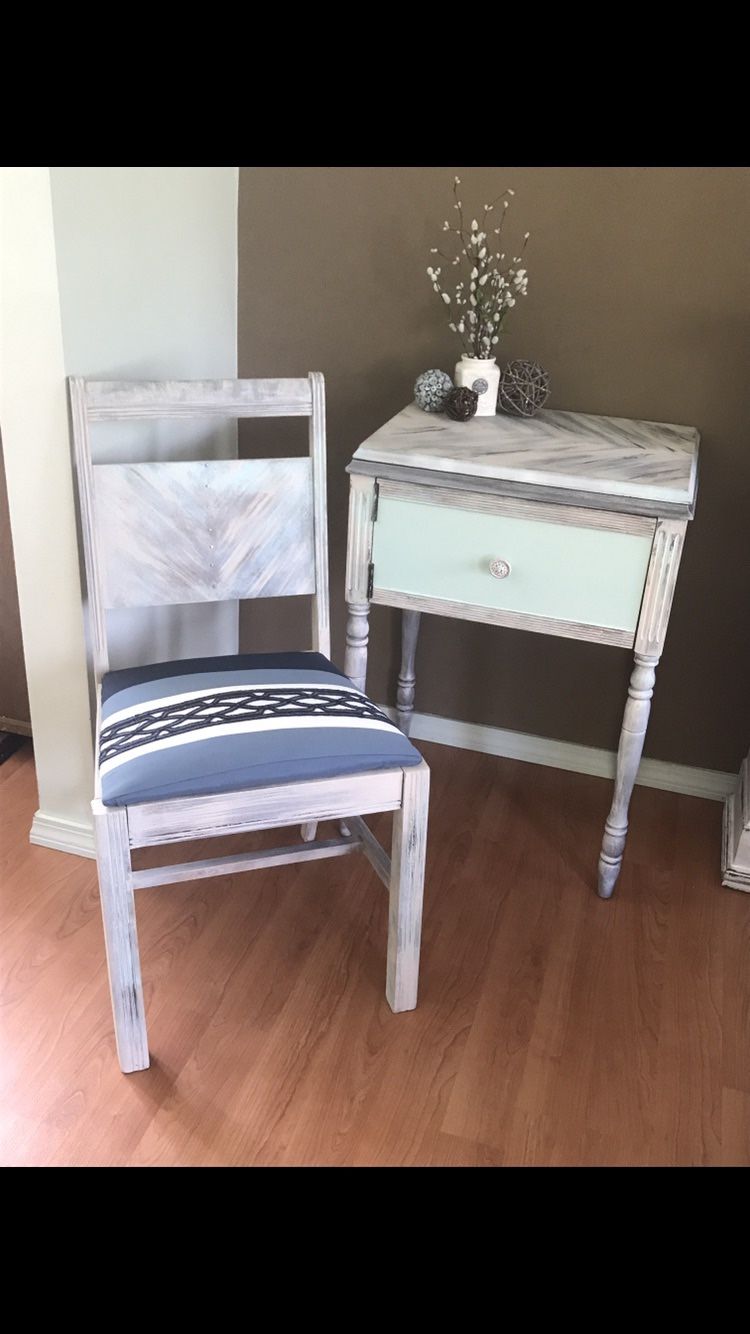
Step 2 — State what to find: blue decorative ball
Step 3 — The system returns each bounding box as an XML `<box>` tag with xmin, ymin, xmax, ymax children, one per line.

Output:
<box><xmin>414</xmin><ymin>368</ymin><xmax>453</xmax><ymax>413</ymax></box>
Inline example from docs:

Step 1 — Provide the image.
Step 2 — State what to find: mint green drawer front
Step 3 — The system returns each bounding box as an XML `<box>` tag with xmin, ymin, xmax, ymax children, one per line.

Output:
<box><xmin>371</xmin><ymin>498</ymin><xmax>653</xmax><ymax>631</ymax></box>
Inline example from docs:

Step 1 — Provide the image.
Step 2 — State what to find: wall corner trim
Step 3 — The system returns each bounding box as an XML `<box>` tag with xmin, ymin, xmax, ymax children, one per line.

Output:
<box><xmin>381</xmin><ymin>707</ymin><xmax>735</xmax><ymax>803</ymax></box>
<box><xmin>30</xmin><ymin>810</ymin><xmax>96</xmax><ymax>859</ymax></box>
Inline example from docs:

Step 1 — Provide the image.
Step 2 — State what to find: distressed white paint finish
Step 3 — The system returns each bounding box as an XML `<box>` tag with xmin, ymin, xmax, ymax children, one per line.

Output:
<box><xmin>92</xmin><ymin>802</ymin><xmax>149</xmax><ymax>1072</ymax></box>
<box><xmin>348</xmin><ymin>815</ymin><xmax>392</xmax><ymax>889</ymax></box>
<box><xmin>72</xmin><ymin>376</ymin><xmax>431</xmax><ymax>1071</ymax></box>
<box><xmin>354</xmin><ymin>401</ymin><xmax>699</xmax><ymax>510</ymax></box>
<box><xmin>597</xmin><ymin>517</ymin><xmax>689</xmax><ymax>896</ymax></box>
<box><xmin>346</xmin><ymin>395</ymin><xmax>697</xmax><ymax>902</ymax></box>
<box><xmin>93</xmin><ymin>459</ymin><xmax>314</xmax><ymax>608</ymax></box>
<box><xmin>372</xmin><ymin>587</ymin><xmax>635</xmax><ymax>649</ymax></box>
<box><xmin>350</xmin><ymin>457</ymin><xmax>694</xmax><ymax>521</ymax></box>
<box><xmin>598</xmin><ymin>656</ymin><xmax>658</xmax><ymax>898</ymax></box>
<box><xmin>344</xmin><ymin>475</ymin><xmax>376</xmax><ymax>692</ymax></box>
<box><xmin>722</xmin><ymin>756</ymin><xmax>750</xmax><ymax>892</ymax></box>
<box><xmin>387</xmin><ymin>760</ymin><xmax>430</xmax><ymax>1012</ymax></box>
<box><xmin>131</xmin><ymin>834</ymin><xmax>360</xmax><ymax>890</ymax></box>
<box><xmin>378</xmin><ymin>478</ymin><xmax>655</xmax><ymax>538</ymax></box>
<box><xmin>126</xmin><ymin>768</ymin><xmax>405</xmax><ymax>848</ymax></box>
<box><xmin>70</xmin><ymin>374</ymin><xmax>330</xmax><ymax>680</ymax></box>
<box><xmin>344</xmin><ymin>602</ymin><xmax>371</xmax><ymax>692</ymax></box>
<box><xmin>69</xmin><ymin>379</ymin><xmax>110</xmax><ymax>674</ymax></box>
<box><xmin>397</xmin><ymin>611</ymin><xmax>421</xmax><ymax>735</ymax></box>
<box><xmin>345</xmin><ymin>474</ymin><xmax>376</xmax><ymax>600</ymax></box>
<box><xmin>84</xmin><ymin>377</ymin><xmax>312</xmax><ymax>420</ymax></box>
<box><xmin>309</xmin><ymin>371</ymin><xmax>331</xmax><ymax>659</ymax></box>
<box><xmin>634</xmin><ymin>519</ymin><xmax>687</xmax><ymax>657</ymax></box>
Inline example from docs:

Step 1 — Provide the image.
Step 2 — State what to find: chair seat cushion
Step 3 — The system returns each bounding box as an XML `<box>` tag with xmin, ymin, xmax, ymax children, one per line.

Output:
<box><xmin>99</xmin><ymin>651</ymin><xmax>421</xmax><ymax>807</ymax></box>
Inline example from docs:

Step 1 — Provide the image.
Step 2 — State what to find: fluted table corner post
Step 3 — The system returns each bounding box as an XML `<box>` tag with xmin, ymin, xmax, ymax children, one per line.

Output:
<box><xmin>344</xmin><ymin>474</ymin><xmax>376</xmax><ymax>693</ymax></box>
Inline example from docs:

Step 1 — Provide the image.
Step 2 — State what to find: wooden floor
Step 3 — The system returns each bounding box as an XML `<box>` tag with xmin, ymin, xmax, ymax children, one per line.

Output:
<box><xmin>1</xmin><ymin>742</ymin><xmax>748</xmax><ymax>1167</ymax></box>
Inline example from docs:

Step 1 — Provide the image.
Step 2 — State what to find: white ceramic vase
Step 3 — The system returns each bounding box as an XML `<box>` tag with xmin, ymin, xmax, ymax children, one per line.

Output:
<box><xmin>454</xmin><ymin>355</ymin><xmax>500</xmax><ymax>417</ymax></box>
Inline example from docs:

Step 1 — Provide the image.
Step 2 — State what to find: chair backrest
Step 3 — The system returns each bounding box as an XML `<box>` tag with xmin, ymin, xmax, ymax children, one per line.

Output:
<box><xmin>69</xmin><ymin>375</ymin><xmax>329</xmax><ymax>680</ymax></box>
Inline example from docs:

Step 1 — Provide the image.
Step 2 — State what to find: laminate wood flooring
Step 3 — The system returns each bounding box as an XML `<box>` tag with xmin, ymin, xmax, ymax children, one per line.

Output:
<box><xmin>1</xmin><ymin>744</ymin><xmax>747</xmax><ymax>1166</ymax></box>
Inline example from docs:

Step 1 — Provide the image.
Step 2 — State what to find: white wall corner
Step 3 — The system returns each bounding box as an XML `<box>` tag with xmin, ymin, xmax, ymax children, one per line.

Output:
<box><xmin>30</xmin><ymin>811</ymin><xmax>96</xmax><ymax>859</ymax></box>
<box><xmin>0</xmin><ymin>167</ymin><xmax>95</xmax><ymax>846</ymax></box>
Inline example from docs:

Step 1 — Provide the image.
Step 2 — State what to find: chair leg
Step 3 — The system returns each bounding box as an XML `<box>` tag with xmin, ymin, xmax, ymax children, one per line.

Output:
<box><xmin>386</xmin><ymin>760</ymin><xmax>430</xmax><ymax>1013</ymax></box>
<box><xmin>92</xmin><ymin>803</ymin><xmax>149</xmax><ymax>1073</ymax></box>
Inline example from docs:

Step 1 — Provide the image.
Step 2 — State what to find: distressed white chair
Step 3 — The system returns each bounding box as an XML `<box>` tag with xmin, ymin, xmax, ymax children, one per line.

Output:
<box><xmin>70</xmin><ymin>375</ymin><xmax>429</xmax><ymax>1074</ymax></box>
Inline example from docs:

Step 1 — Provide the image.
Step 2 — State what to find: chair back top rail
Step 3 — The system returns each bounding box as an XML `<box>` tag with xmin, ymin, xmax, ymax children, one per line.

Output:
<box><xmin>84</xmin><ymin>377</ymin><xmax>313</xmax><ymax>420</ymax></box>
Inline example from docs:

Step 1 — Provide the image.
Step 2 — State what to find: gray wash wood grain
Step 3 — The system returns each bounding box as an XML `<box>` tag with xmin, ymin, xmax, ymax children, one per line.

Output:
<box><xmin>94</xmin><ymin>458</ymin><xmax>314</xmax><ymax>608</ymax></box>
<box><xmin>85</xmin><ymin>378</ymin><xmax>313</xmax><ymax>420</ymax></box>
<box><xmin>353</xmin><ymin>402</ymin><xmax>699</xmax><ymax>510</ymax></box>
<box><xmin>387</xmin><ymin>760</ymin><xmax>430</xmax><ymax>1012</ymax></box>
<box><xmin>378</xmin><ymin>478</ymin><xmax>656</xmax><ymax>538</ymax></box>
<box><xmin>348</xmin><ymin>457</ymin><xmax>696</xmax><ymax>521</ymax></box>
<box><xmin>92</xmin><ymin>801</ymin><xmax>148</xmax><ymax>1073</ymax></box>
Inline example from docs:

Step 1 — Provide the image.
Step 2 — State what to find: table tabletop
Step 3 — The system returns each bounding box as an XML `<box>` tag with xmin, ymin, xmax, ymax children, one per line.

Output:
<box><xmin>351</xmin><ymin>403</ymin><xmax>700</xmax><ymax>514</ymax></box>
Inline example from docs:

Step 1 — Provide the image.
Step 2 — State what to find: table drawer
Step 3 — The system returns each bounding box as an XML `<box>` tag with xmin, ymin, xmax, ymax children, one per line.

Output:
<box><xmin>370</xmin><ymin>492</ymin><xmax>654</xmax><ymax>635</ymax></box>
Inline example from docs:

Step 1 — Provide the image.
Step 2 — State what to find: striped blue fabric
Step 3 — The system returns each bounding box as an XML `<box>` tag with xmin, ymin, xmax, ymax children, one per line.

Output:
<box><xmin>99</xmin><ymin>651</ymin><xmax>421</xmax><ymax>807</ymax></box>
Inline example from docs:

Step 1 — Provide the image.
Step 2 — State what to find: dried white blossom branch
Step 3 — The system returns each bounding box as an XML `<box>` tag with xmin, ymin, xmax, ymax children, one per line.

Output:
<box><xmin>427</xmin><ymin>177</ymin><xmax>530</xmax><ymax>358</ymax></box>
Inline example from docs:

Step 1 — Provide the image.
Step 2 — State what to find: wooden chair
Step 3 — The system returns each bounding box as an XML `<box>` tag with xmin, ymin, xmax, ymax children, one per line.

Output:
<box><xmin>70</xmin><ymin>375</ymin><xmax>430</xmax><ymax>1073</ymax></box>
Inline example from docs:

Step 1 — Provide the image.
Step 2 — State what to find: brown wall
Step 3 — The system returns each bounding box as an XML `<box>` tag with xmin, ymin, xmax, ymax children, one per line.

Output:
<box><xmin>238</xmin><ymin>167</ymin><xmax>750</xmax><ymax>772</ymax></box>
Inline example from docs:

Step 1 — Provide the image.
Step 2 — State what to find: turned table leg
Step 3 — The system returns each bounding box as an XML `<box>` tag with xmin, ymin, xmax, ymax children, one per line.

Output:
<box><xmin>345</xmin><ymin>600</ymin><xmax>370</xmax><ymax>693</ymax></box>
<box><xmin>396</xmin><ymin>610</ymin><xmax>421</xmax><ymax>736</ymax></box>
<box><xmin>597</xmin><ymin>653</ymin><xmax>659</xmax><ymax>898</ymax></box>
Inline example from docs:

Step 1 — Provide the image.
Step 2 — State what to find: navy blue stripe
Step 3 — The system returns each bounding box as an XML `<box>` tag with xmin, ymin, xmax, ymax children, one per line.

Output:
<box><xmin>102</xmin><ymin>651</ymin><xmax>338</xmax><ymax>704</ymax></box>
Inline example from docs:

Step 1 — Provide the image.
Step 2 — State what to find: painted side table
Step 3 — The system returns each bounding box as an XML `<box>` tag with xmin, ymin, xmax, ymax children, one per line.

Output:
<box><xmin>344</xmin><ymin>403</ymin><xmax>700</xmax><ymax>898</ymax></box>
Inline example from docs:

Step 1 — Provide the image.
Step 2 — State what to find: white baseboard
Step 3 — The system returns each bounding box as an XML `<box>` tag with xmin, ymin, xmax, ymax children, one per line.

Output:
<box><xmin>24</xmin><ymin>715</ymin><xmax>733</xmax><ymax>863</ymax></box>
<box><xmin>0</xmin><ymin>715</ymin><xmax>32</xmax><ymax>736</ymax></box>
<box><xmin>30</xmin><ymin>810</ymin><xmax>96</xmax><ymax>859</ymax></box>
<box><xmin>385</xmin><ymin>708</ymin><xmax>735</xmax><ymax>803</ymax></box>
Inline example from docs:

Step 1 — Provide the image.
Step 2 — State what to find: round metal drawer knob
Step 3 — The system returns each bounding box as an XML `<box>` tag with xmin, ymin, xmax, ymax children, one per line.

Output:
<box><xmin>489</xmin><ymin>558</ymin><xmax>511</xmax><ymax>580</ymax></box>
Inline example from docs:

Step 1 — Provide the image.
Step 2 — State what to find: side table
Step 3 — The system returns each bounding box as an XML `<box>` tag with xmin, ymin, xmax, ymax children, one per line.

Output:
<box><xmin>344</xmin><ymin>403</ymin><xmax>699</xmax><ymax>897</ymax></box>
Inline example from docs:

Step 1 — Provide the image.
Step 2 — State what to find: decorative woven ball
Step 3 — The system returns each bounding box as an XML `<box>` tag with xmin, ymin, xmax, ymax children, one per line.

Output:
<box><xmin>497</xmin><ymin>360</ymin><xmax>550</xmax><ymax>418</ymax></box>
<box><xmin>414</xmin><ymin>368</ymin><xmax>454</xmax><ymax>413</ymax></box>
<box><xmin>444</xmin><ymin>386</ymin><xmax>478</xmax><ymax>422</ymax></box>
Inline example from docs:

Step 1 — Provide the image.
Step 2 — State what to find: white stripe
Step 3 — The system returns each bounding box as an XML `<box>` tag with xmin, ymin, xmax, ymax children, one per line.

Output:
<box><xmin>102</xmin><ymin>678</ymin><xmax>363</xmax><ymax>731</ymax></box>
<box><xmin>100</xmin><ymin>715</ymin><xmax>398</xmax><ymax>777</ymax></box>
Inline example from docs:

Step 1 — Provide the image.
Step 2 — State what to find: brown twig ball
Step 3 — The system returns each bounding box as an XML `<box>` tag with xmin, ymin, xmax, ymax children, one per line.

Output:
<box><xmin>445</xmin><ymin>386</ymin><xmax>478</xmax><ymax>422</ymax></box>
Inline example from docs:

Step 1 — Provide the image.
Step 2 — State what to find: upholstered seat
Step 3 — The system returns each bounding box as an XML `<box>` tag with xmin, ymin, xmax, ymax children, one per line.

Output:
<box><xmin>100</xmin><ymin>650</ymin><xmax>422</xmax><ymax>807</ymax></box>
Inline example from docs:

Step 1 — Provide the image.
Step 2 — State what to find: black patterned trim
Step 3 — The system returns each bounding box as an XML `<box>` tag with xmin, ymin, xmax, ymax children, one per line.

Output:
<box><xmin>100</xmin><ymin>687</ymin><xmax>396</xmax><ymax>765</ymax></box>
